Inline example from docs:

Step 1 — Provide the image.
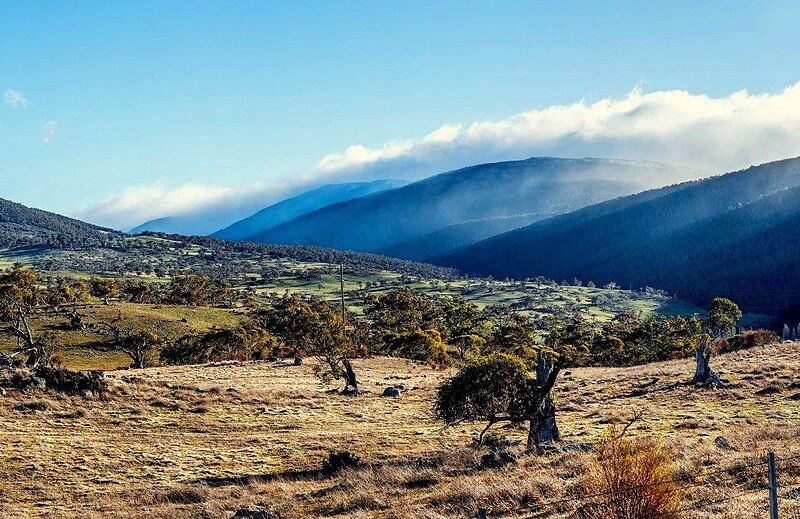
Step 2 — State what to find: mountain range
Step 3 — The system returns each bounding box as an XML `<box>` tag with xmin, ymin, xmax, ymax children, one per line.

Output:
<box><xmin>6</xmin><ymin>154</ymin><xmax>800</xmax><ymax>316</ymax></box>
<box><xmin>245</xmin><ymin>157</ymin><xmax>696</xmax><ymax>258</ymax></box>
<box><xmin>435</xmin><ymin>157</ymin><xmax>800</xmax><ymax>314</ymax></box>
<box><xmin>129</xmin><ymin>179</ymin><xmax>407</xmax><ymax>237</ymax></box>
<box><xmin>213</xmin><ymin>179</ymin><xmax>408</xmax><ymax>240</ymax></box>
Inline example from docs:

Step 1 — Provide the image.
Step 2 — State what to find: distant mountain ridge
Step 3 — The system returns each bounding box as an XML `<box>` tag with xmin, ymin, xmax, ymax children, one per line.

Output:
<box><xmin>247</xmin><ymin>157</ymin><xmax>699</xmax><ymax>257</ymax></box>
<box><xmin>435</xmin><ymin>157</ymin><xmax>800</xmax><ymax>314</ymax></box>
<box><xmin>0</xmin><ymin>197</ymin><xmax>117</xmax><ymax>248</ymax></box>
<box><xmin>213</xmin><ymin>179</ymin><xmax>407</xmax><ymax>240</ymax></box>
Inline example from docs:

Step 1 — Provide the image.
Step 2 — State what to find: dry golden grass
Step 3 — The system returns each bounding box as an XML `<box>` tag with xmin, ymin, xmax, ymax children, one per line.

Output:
<box><xmin>1</xmin><ymin>343</ymin><xmax>799</xmax><ymax>518</ymax></box>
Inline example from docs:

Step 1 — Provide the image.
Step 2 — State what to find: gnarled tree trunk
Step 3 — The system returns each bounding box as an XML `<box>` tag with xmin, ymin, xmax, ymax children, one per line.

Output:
<box><xmin>692</xmin><ymin>344</ymin><xmax>722</xmax><ymax>388</ymax></box>
<box><xmin>526</xmin><ymin>355</ymin><xmax>561</xmax><ymax>452</ymax></box>
<box><xmin>341</xmin><ymin>357</ymin><xmax>359</xmax><ymax>395</ymax></box>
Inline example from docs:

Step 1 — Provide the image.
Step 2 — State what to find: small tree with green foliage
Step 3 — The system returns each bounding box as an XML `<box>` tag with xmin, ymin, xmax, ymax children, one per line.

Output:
<box><xmin>90</xmin><ymin>277</ymin><xmax>120</xmax><ymax>305</ymax></box>
<box><xmin>161</xmin><ymin>324</ymin><xmax>276</xmax><ymax>365</ymax></box>
<box><xmin>692</xmin><ymin>297</ymin><xmax>741</xmax><ymax>387</ymax></box>
<box><xmin>384</xmin><ymin>328</ymin><xmax>450</xmax><ymax>365</ymax></box>
<box><xmin>96</xmin><ymin>313</ymin><xmax>162</xmax><ymax>368</ymax></box>
<box><xmin>256</xmin><ymin>294</ymin><xmax>360</xmax><ymax>394</ymax></box>
<box><xmin>435</xmin><ymin>352</ymin><xmax>561</xmax><ymax>451</ymax></box>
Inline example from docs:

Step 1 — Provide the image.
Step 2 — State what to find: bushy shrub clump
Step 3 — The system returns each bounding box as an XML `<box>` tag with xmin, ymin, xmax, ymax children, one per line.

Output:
<box><xmin>718</xmin><ymin>329</ymin><xmax>778</xmax><ymax>354</ymax></box>
<box><xmin>383</xmin><ymin>329</ymin><xmax>451</xmax><ymax>365</ymax></box>
<box><xmin>578</xmin><ymin>425</ymin><xmax>682</xmax><ymax>519</ymax></box>
<box><xmin>160</xmin><ymin>325</ymin><xmax>276</xmax><ymax>365</ymax></box>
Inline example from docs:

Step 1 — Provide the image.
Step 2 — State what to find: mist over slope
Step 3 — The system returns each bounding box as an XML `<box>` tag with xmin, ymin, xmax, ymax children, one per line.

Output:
<box><xmin>214</xmin><ymin>179</ymin><xmax>407</xmax><ymax>240</ymax></box>
<box><xmin>247</xmin><ymin>157</ymin><xmax>697</xmax><ymax>257</ymax></box>
<box><xmin>435</xmin><ymin>157</ymin><xmax>800</xmax><ymax>314</ymax></box>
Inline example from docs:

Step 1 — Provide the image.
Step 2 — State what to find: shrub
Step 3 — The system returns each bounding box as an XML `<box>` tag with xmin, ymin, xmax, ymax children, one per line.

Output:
<box><xmin>718</xmin><ymin>329</ymin><xmax>779</xmax><ymax>354</ymax></box>
<box><xmin>160</xmin><ymin>325</ymin><xmax>276</xmax><ymax>365</ymax></box>
<box><xmin>435</xmin><ymin>353</ymin><xmax>529</xmax><ymax>442</ymax></box>
<box><xmin>384</xmin><ymin>328</ymin><xmax>451</xmax><ymax>364</ymax></box>
<box><xmin>577</xmin><ymin>426</ymin><xmax>681</xmax><ymax>519</ymax></box>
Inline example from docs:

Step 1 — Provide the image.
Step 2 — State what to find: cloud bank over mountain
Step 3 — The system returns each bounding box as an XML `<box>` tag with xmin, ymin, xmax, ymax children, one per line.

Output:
<box><xmin>80</xmin><ymin>82</ymin><xmax>800</xmax><ymax>230</ymax></box>
<box><xmin>75</xmin><ymin>181</ymin><xmax>300</xmax><ymax>232</ymax></box>
<box><xmin>319</xmin><ymin>82</ymin><xmax>800</xmax><ymax>179</ymax></box>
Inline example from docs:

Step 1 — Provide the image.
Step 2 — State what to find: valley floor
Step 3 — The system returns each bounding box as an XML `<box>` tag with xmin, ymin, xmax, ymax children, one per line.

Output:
<box><xmin>1</xmin><ymin>344</ymin><xmax>799</xmax><ymax>518</ymax></box>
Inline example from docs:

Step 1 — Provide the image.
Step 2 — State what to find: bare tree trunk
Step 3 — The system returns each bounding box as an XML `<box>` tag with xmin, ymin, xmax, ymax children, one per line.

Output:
<box><xmin>341</xmin><ymin>357</ymin><xmax>359</xmax><ymax>395</ymax></box>
<box><xmin>692</xmin><ymin>345</ymin><xmax>723</xmax><ymax>387</ymax></box>
<box><xmin>526</xmin><ymin>355</ymin><xmax>561</xmax><ymax>452</ymax></box>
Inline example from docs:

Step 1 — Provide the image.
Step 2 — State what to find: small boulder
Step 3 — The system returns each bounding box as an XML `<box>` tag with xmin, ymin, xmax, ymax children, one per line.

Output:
<box><xmin>382</xmin><ymin>386</ymin><xmax>401</xmax><ymax>398</ymax></box>
<box><xmin>293</xmin><ymin>357</ymin><xmax>303</xmax><ymax>366</ymax></box>
<box><xmin>714</xmin><ymin>436</ymin><xmax>733</xmax><ymax>450</ymax></box>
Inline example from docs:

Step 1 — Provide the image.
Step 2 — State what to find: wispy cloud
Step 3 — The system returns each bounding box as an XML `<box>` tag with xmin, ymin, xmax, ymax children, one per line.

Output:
<box><xmin>318</xmin><ymin>82</ymin><xmax>800</xmax><ymax>178</ymax></box>
<box><xmin>4</xmin><ymin>89</ymin><xmax>28</xmax><ymax>108</ymax></box>
<box><xmin>79</xmin><ymin>82</ymin><xmax>800</xmax><ymax>231</ymax></box>
<box><xmin>74</xmin><ymin>180</ymin><xmax>304</xmax><ymax>232</ymax></box>
<box><xmin>41</xmin><ymin>120</ymin><xmax>57</xmax><ymax>144</ymax></box>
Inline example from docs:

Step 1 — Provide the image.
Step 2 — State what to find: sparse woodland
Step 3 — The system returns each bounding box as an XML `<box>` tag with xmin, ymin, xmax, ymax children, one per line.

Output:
<box><xmin>1</xmin><ymin>263</ymin><xmax>795</xmax><ymax>518</ymax></box>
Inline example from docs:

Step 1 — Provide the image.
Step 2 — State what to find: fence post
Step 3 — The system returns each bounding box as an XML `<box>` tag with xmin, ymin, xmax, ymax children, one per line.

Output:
<box><xmin>768</xmin><ymin>451</ymin><xmax>779</xmax><ymax>519</ymax></box>
<box><xmin>477</xmin><ymin>507</ymin><xmax>487</xmax><ymax>519</ymax></box>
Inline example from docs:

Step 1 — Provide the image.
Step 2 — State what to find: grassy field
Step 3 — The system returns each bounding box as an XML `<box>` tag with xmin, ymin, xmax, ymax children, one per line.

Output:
<box><xmin>1</xmin><ymin>342</ymin><xmax>798</xmax><ymax>518</ymax></box>
<box><xmin>0</xmin><ymin>302</ymin><xmax>245</xmax><ymax>371</ymax></box>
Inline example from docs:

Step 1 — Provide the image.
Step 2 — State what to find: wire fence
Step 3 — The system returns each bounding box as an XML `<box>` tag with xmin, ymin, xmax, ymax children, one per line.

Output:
<box><xmin>475</xmin><ymin>451</ymin><xmax>799</xmax><ymax>518</ymax></box>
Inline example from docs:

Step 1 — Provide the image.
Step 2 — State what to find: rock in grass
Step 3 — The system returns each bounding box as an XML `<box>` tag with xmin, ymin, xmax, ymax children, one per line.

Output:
<box><xmin>382</xmin><ymin>386</ymin><xmax>401</xmax><ymax>397</ymax></box>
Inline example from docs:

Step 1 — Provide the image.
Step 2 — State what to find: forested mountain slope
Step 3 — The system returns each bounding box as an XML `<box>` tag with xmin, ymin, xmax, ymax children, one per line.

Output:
<box><xmin>0</xmin><ymin>197</ymin><xmax>117</xmax><ymax>248</ymax></box>
<box><xmin>214</xmin><ymin>179</ymin><xmax>407</xmax><ymax>240</ymax></box>
<box><xmin>435</xmin><ymin>157</ymin><xmax>800</xmax><ymax>314</ymax></box>
<box><xmin>248</xmin><ymin>157</ymin><xmax>695</xmax><ymax>257</ymax></box>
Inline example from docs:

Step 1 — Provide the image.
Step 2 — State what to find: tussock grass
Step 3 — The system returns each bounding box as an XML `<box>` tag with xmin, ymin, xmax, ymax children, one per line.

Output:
<box><xmin>0</xmin><ymin>343</ymin><xmax>798</xmax><ymax>517</ymax></box>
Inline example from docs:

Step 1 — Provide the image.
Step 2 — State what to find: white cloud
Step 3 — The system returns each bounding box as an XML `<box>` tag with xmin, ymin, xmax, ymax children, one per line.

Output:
<box><xmin>4</xmin><ymin>89</ymin><xmax>28</xmax><ymax>108</ymax></box>
<box><xmin>41</xmin><ymin>120</ymin><xmax>57</xmax><ymax>144</ymax></box>
<box><xmin>79</xmin><ymin>82</ymin><xmax>800</xmax><ymax>232</ymax></box>
<box><xmin>74</xmin><ymin>180</ymin><xmax>305</xmax><ymax>232</ymax></box>
<box><xmin>317</xmin><ymin>82</ymin><xmax>800</xmax><ymax>178</ymax></box>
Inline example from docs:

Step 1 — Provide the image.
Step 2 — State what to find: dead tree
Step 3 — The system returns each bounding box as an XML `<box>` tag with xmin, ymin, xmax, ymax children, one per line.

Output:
<box><xmin>692</xmin><ymin>339</ymin><xmax>723</xmax><ymax>388</ymax></box>
<box><xmin>4</xmin><ymin>304</ymin><xmax>47</xmax><ymax>368</ymax></box>
<box><xmin>526</xmin><ymin>354</ymin><xmax>561</xmax><ymax>452</ymax></box>
<box><xmin>69</xmin><ymin>310</ymin><xmax>84</xmax><ymax>331</ymax></box>
<box><xmin>341</xmin><ymin>357</ymin><xmax>359</xmax><ymax>395</ymax></box>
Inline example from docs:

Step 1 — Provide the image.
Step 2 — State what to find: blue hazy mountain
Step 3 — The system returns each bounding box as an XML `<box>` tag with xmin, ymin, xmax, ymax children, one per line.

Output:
<box><xmin>213</xmin><ymin>179</ymin><xmax>407</xmax><ymax>240</ymax></box>
<box><xmin>248</xmin><ymin>157</ymin><xmax>698</xmax><ymax>257</ymax></box>
<box><xmin>434</xmin><ymin>157</ymin><xmax>800</xmax><ymax>314</ymax></box>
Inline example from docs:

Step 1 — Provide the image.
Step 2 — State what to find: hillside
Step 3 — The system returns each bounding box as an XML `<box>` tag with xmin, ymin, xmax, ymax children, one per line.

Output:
<box><xmin>378</xmin><ymin>214</ymin><xmax>541</xmax><ymax>261</ymax></box>
<box><xmin>128</xmin><ymin>216</ymin><xmax>201</xmax><ymax>236</ymax></box>
<box><xmin>247</xmin><ymin>158</ymin><xmax>697</xmax><ymax>257</ymax></box>
<box><xmin>2</xmin><ymin>343</ymin><xmax>797</xmax><ymax>518</ymax></box>
<box><xmin>0</xmin><ymin>197</ymin><xmax>117</xmax><ymax>248</ymax></box>
<box><xmin>0</xmin><ymin>195</ymin><xmax>701</xmax><ymax>329</ymax></box>
<box><xmin>436</xmin><ymin>157</ymin><xmax>800</xmax><ymax>315</ymax></box>
<box><xmin>214</xmin><ymin>179</ymin><xmax>407</xmax><ymax>240</ymax></box>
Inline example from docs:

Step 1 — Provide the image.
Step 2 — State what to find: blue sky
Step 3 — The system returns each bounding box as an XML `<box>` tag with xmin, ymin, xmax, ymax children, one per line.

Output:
<box><xmin>2</xmin><ymin>1</ymin><xmax>800</xmax><ymax>229</ymax></box>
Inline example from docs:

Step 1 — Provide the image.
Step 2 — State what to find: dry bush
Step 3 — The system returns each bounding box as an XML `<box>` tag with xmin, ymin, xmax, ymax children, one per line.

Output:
<box><xmin>577</xmin><ymin>426</ymin><xmax>682</xmax><ymax>519</ymax></box>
